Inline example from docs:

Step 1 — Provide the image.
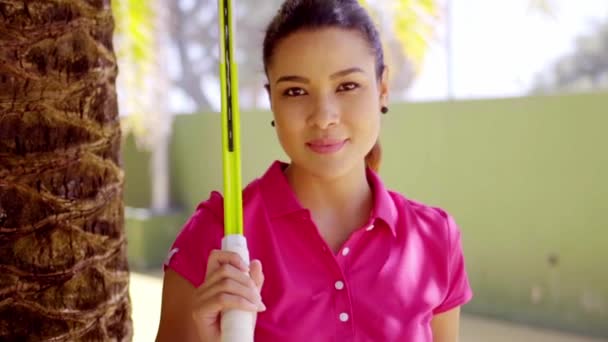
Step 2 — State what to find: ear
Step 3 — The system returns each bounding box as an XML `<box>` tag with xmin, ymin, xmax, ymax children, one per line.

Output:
<box><xmin>379</xmin><ymin>65</ymin><xmax>390</xmax><ymax>107</ymax></box>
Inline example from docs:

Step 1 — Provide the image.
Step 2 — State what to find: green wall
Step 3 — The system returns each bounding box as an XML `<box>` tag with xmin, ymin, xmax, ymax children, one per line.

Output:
<box><xmin>380</xmin><ymin>92</ymin><xmax>608</xmax><ymax>338</ymax></box>
<box><xmin>122</xmin><ymin>92</ymin><xmax>608</xmax><ymax>338</ymax></box>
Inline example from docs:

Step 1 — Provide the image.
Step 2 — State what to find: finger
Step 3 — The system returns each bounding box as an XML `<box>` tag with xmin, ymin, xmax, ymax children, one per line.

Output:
<box><xmin>195</xmin><ymin>278</ymin><xmax>265</xmax><ymax>311</ymax></box>
<box><xmin>201</xmin><ymin>263</ymin><xmax>257</xmax><ymax>295</ymax></box>
<box><xmin>194</xmin><ymin>293</ymin><xmax>265</xmax><ymax>316</ymax></box>
<box><xmin>249</xmin><ymin>259</ymin><xmax>264</xmax><ymax>291</ymax></box>
<box><xmin>195</xmin><ymin>269</ymin><xmax>262</xmax><ymax>305</ymax></box>
<box><xmin>206</xmin><ymin>249</ymin><xmax>249</xmax><ymax>276</ymax></box>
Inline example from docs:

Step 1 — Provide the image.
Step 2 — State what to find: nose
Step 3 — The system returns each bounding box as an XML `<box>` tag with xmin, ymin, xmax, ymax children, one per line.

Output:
<box><xmin>308</xmin><ymin>95</ymin><xmax>340</xmax><ymax>129</ymax></box>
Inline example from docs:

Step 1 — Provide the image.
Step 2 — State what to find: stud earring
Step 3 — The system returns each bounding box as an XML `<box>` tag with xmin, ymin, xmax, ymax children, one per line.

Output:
<box><xmin>381</xmin><ymin>106</ymin><xmax>389</xmax><ymax>114</ymax></box>
<box><xmin>271</xmin><ymin>120</ymin><xmax>275</xmax><ymax>127</ymax></box>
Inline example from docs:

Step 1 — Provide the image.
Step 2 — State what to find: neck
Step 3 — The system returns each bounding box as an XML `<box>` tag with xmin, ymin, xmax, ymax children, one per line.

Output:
<box><xmin>284</xmin><ymin>162</ymin><xmax>373</xmax><ymax>230</ymax></box>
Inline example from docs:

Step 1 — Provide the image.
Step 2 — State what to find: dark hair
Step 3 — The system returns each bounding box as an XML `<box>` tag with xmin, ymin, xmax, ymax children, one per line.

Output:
<box><xmin>263</xmin><ymin>0</ymin><xmax>385</xmax><ymax>80</ymax></box>
<box><xmin>263</xmin><ymin>0</ymin><xmax>385</xmax><ymax>172</ymax></box>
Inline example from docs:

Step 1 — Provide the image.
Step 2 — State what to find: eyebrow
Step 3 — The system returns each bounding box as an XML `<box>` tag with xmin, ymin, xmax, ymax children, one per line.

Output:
<box><xmin>275</xmin><ymin>67</ymin><xmax>365</xmax><ymax>85</ymax></box>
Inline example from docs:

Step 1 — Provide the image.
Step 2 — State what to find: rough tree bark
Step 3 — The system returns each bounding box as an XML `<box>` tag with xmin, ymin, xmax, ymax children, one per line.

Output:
<box><xmin>0</xmin><ymin>0</ymin><xmax>132</xmax><ymax>340</ymax></box>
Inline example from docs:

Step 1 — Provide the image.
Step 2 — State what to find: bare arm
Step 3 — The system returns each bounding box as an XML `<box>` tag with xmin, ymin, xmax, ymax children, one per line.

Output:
<box><xmin>431</xmin><ymin>307</ymin><xmax>461</xmax><ymax>342</ymax></box>
<box><xmin>155</xmin><ymin>269</ymin><xmax>200</xmax><ymax>342</ymax></box>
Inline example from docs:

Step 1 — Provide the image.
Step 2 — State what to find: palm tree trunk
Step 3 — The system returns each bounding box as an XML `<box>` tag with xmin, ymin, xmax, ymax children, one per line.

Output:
<box><xmin>0</xmin><ymin>1</ymin><xmax>132</xmax><ymax>340</ymax></box>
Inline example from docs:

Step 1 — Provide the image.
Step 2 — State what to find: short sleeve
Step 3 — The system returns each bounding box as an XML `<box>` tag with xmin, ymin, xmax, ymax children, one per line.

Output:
<box><xmin>162</xmin><ymin>192</ymin><xmax>224</xmax><ymax>287</ymax></box>
<box><xmin>432</xmin><ymin>213</ymin><xmax>474</xmax><ymax>315</ymax></box>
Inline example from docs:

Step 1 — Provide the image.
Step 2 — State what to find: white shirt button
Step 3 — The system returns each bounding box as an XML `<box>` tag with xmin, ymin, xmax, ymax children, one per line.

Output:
<box><xmin>366</xmin><ymin>224</ymin><xmax>375</xmax><ymax>231</ymax></box>
<box><xmin>335</xmin><ymin>281</ymin><xmax>345</xmax><ymax>290</ymax></box>
<box><xmin>339</xmin><ymin>312</ymin><xmax>350</xmax><ymax>322</ymax></box>
<box><xmin>341</xmin><ymin>247</ymin><xmax>350</xmax><ymax>256</ymax></box>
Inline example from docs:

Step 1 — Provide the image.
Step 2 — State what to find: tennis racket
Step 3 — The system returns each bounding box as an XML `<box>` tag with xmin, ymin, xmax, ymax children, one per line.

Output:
<box><xmin>218</xmin><ymin>0</ymin><xmax>254</xmax><ymax>341</ymax></box>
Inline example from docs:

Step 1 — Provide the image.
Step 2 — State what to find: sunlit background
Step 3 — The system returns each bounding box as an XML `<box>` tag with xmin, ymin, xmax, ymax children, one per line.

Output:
<box><xmin>112</xmin><ymin>0</ymin><xmax>608</xmax><ymax>341</ymax></box>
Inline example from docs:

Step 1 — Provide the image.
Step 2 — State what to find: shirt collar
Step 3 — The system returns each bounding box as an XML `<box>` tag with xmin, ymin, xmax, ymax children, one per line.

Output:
<box><xmin>366</xmin><ymin>164</ymin><xmax>399</xmax><ymax>237</ymax></box>
<box><xmin>259</xmin><ymin>160</ymin><xmax>304</xmax><ymax>218</ymax></box>
<box><xmin>259</xmin><ymin>160</ymin><xmax>398</xmax><ymax>237</ymax></box>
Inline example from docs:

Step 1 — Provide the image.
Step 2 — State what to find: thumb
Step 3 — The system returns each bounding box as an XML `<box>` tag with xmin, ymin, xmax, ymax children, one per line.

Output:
<box><xmin>249</xmin><ymin>259</ymin><xmax>264</xmax><ymax>291</ymax></box>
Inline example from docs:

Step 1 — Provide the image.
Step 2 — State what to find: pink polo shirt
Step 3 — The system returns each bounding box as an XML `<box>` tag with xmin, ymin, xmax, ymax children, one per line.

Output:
<box><xmin>164</xmin><ymin>160</ymin><xmax>473</xmax><ymax>341</ymax></box>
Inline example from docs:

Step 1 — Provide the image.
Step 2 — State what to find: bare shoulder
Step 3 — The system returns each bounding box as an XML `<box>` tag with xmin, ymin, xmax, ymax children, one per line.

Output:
<box><xmin>155</xmin><ymin>269</ymin><xmax>199</xmax><ymax>342</ymax></box>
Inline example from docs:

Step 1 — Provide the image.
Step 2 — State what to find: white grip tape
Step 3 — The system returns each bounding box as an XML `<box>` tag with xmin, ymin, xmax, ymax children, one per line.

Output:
<box><xmin>221</xmin><ymin>235</ymin><xmax>255</xmax><ymax>342</ymax></box>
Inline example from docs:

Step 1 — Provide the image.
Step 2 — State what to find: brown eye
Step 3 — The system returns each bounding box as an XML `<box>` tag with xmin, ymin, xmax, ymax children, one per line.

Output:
<box><xmin>283</xmin><ymin>88</ymin><xmax>307</xmax><ymax>97</ymax></box>
<box><xmin>338</xmin><ymin>82</ymin><xmax>359</xmax><ymax>92</ymax></box>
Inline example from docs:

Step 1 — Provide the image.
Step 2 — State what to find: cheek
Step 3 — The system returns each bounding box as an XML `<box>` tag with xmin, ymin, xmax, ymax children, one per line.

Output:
<box><xmin>342</xmin><ymin>93</ymin><xmax>381</xmax><ymax>131</ymax></box>
<box><xmin>276</xmin><ymin>126</ymin><xmax>294</xmax><ymax>144</ymax></box>
<box><xmin>273</xmin><ymin>109</ymin><xmax>304</xmax><ymax>150</ymax></box>
<box><xmin>350</xmin><ymin>107</ymin><xmax>381</xmax><ymax>152</ymax></box>
<box><xmin>273</xmin><ymin>100</ymin><xmax>309</xmax><ymax>134</ymax></box>
<box><xmin>363</xmin><ymin>115</ymin><xmax>381</xmax><ymax>146</ymax></box>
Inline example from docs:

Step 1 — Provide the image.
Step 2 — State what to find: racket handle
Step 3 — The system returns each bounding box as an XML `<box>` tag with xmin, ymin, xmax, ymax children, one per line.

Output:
<box><xmin>221</xmin><ymin>235</ymin><xmax>255</xmax><ymax>342</ymax></box>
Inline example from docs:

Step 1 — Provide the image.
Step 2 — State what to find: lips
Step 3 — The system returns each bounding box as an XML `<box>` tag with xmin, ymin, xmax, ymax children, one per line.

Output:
<box><xmin>306</xmin><ymin>138</ymin><xmax>347</xmax><ymax>154</ymax></box>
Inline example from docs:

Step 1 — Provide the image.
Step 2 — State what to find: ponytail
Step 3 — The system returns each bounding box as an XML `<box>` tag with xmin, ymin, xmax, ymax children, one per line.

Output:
<box><xmin>365</xmin><ymin>140</ymin><xmax>382</xmax><ymax>173</ymax></box>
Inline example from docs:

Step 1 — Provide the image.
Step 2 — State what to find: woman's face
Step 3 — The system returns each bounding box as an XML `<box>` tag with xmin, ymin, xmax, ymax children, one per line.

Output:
<box><xmin>266</xmin><ymin>27</ymin><xmax>389</xmax><ymax>179</ymax></box>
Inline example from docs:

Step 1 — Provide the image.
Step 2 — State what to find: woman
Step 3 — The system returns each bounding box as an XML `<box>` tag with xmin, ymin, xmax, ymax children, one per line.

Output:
<box><xmin>156</xmin><ymin>0</ymin><xmax>473</xmax><ymax>341</ymax></box>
